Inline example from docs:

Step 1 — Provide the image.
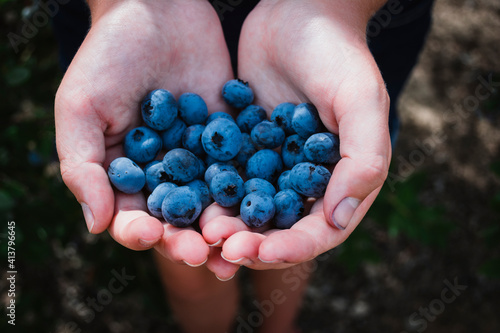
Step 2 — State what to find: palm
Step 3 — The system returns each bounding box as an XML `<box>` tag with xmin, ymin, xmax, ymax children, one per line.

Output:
<box><xmin>204</xmin><ymin>1</ymin><xmax>392</xmax><ymax>270</ymax></box>
<box><xmin>55</xmin><ymin>1</ymin><xmax>235</xmax><ymax>267</ymax></box>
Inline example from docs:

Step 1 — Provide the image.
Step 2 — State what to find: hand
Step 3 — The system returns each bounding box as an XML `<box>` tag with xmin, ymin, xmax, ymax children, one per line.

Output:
<box><xmin>203</xmin><ymin>0</ymin><xmax>392</xmax><ymax>270</ymax></box>
<box><xmin>55</xmin><ymin>0</ymin><xmax>237</xmax><ymax>269</ymax></box>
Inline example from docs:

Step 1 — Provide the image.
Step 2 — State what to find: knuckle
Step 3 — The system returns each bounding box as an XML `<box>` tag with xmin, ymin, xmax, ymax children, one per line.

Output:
<box><xmin>360</xmin><ymin>154</ymin><xmax>389</xmax><ymax>187</ymax></box>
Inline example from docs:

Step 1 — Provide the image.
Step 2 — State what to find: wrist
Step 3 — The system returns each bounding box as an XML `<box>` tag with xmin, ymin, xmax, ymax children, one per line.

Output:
<box><xmin>86</xmin><ymin>0</ymin><xmax>201</xmax><ymax>24</ymax></box>
<box><xmin>87</xmin><ymin>0</ymin><xmax>181</xmax><ymax>25</ymax></box>
<box><xmin>259</xmin><ymin>0</ymin><xmax>387</xmax><ymax>36</ymax></box>
<box><xmin>87</xmin><ymin>0</ymin><xmax>125</xmax><ymax>22</ymax></box>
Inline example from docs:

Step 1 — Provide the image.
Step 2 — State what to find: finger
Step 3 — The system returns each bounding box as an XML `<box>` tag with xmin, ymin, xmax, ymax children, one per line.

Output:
<box><xmin>222</xmin><ymin>230</ymin><xmax>295</xmax><ymax>270</ymax></box>
<box><xmin>201</xmin><ymin>208</ymin><xmax>251</xmax><ymax>247</ymax></box>
<box><xmin>155</xmin><ymin>222</ymin><xmax>210</xmax><ymax>266</ymax></box>
<box><xmin>205</xmin><ymin>247</ymin><xmax>241</xmax><ymax>281</ymax></box>
<box><xmin>198</xmin><ymin>203</ymin><xmax>238</xmax><ymax>234</ymax></box>
<box><xmin>55</xmin><ymin>93</ymin><xmax>115</xmax><ymax>234</ymax></box>
<box><xmin>257</xmin><ymin>198</ymin><xmax>341</xmax><ymax>264</ymax></box>
<box><xmin>316</xmin><ymin>53</ymin><xmax>391</xmax><ymax>232</ymax></box>
<box><xmin>221</xmin><ymin>231</ymin><xmax>267</xmax><ymax>266</ymax></box>
<box><xmin>107</xmin><ymin>191</ymin><xmax>164</xmax><ymax>251</ymax></box>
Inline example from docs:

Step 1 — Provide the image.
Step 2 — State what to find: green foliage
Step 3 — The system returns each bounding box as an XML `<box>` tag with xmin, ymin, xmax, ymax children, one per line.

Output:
<box><xmin>337</xmin><ymin>172</ymin><xmax>455</xmax><ymax>273</ymax></box>
<box><xmin>370</xmin><ymin>172</ymin><xmax>455</xmax><ymax>248</ymax></box>
<box><xmin>336</xmin><ymin>225</ymin><xmax>381</xmax><ymax>273</ymax></box>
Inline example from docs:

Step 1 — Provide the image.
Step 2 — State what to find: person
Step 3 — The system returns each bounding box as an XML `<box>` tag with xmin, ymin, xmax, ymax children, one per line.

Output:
<box><xmin>53</xmin><ymin>0</ymin><xmax>434</xmax><ymax>332</ymax></box>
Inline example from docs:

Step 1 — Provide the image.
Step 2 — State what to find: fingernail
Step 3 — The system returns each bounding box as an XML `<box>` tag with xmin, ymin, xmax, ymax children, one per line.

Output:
<box><xmin>332</xmin><ymin>197</ymin><xmax>360</xmax><ymax>230</ymax></box>
<box><xmin>258</xmin><ymin>255</ymin><xmax>283</xmax><ymax>264</ymax></box>
<box><xmin>183</xmin><ymin>258</ymin><xmax>208</xmax><ymax>268</ymax></box>
<box><xmin>208</xmin><ymin>239</ymin><xmax>222</xmax><ymax>247</ymax></box>
<box><xmin>216</xmin><ymin>274</ymin><xmax>235</xmax><ymax>282</ymax></box>
<box><xmin>220</xmin><ymin>252</ymin><xmax>246</xmax><ymax>264</ymax></box>
<box><xmin>139</xmin><ymin>238</ymin><xmax>159</xmax><ymax>248</ymax></box>
<box><xmin>81</xmin><ymin>203</ymin><xmax>94</xmax><ymax>233</ymax></box>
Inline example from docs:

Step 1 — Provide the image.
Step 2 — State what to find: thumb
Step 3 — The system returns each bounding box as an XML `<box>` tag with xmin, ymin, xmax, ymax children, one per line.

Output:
<box><xmin>55</xmin><ymin>91</ymin><xmax>115</xmax><ymax>234</ymax></box>
<box><xmin>320</xmin><ymin>59</ymin><xmax>392</xmax><ymax>232</ymax></box>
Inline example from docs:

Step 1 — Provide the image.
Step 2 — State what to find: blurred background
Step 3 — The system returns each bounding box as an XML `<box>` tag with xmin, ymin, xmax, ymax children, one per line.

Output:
<box><xmin>1</xmin><ymin>0</ymin><xmax>499</xmax><ymax>332</ymax></box>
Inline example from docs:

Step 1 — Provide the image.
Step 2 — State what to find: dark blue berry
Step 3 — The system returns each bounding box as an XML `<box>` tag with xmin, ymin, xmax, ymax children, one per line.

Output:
<box><xmin>124</xmin><ymin>126</ymin><xmax>162</xmax><ymax>164</ymax></box>
<box><xmin>250</xmin><ymin>120</ymin><xmax>286</xmax><ymax>149</ymax></box>
<box><xmin>236</xmin><ymin>105</ymin><xmax>267</xmax><ymax>133</ymax></box>
<box><xmin>246</xmin><ymin>149</ymin><xmax>283</xmax><ymax>183</ymax></box>
<box><xmin>273</xmin><ymin>189</ymin><xmax>304</xmax><ymax>229</ymax></box>
<box><xmin>240</xmin><ymin>192</ymin><xmax>275</xmax><ymax>228</ymax></box>
<box><xmin>209</xmin><ymin>171</ymin><xmax>245</xmax><ymax>207</ymax></box>
<box><xmin>202</xmin><ymin>118</ymin><xmax>242</xmax><ymax>161</ymax></box>
<box><xmin>107</xmin><ymin>157</ymin><xmax>145</xmax><ymax>194</ymax></box>
<box><xmin>281</xmin><ymin>134</ymin><xmax>307</xmax><ymax>169</ymax></box>
<box><xmin>141</xmin><ymin>89</ymin><xmax>178</xmax><ymax>131</ymax></box>
<box><xmin>304</xmin><ymin>132</ymin><xmax>341</xmax><ymax>164</ymax></box>
<box><xmin>161</xmin><ymin>186</ymin><xmax>202</xmax><ymax>227</ymax></box>
<box><xmin>290</xmin><ymin>162</ymin><xmax>331</xmax><ymax>198</ymax></box>
<box><xmin>222</xmin><ymin>79</ymin><xmax>254</xmax><ymax>109</ymax></box>
<box><xmin>292</xmin><ymin>103</ymin><xmax>321</xmax><ymax>138</ymax></box>
<box><xmin>177</xmin><ymin>92</ymin><xmax>208</xmax><ymax>125</ymax></box>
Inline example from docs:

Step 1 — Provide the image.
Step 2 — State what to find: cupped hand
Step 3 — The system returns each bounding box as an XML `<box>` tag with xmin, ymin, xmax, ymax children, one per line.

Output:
<box><xmin>203</xmin><ymin>0</ymin><xmax>392</xmax><ymax>270</ymax></box>
<box><xmin>55</xmin><ymin>0</ymin><xmax>237</xmax><ymax>270</ymax></box>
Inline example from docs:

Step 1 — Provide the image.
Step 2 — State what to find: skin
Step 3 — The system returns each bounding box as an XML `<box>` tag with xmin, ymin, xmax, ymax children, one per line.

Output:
<box><xmin>204</xmin><ymin>0</ymin><xmax>392</xmax><ymax>272</ymax></box>
<box><xmin>55</xmin><ymin>2</ymin><xmax>240</xmax><ymax>330</ymax></box>
<box><xmin>56</xmin><ymin>0</ymin><xmax>236</xmax><ymax>265</ymax></box>
<box><xmin>55</xmin><ymin>0</ymin><xmax>391</xmax><ymax>332</ymax></box>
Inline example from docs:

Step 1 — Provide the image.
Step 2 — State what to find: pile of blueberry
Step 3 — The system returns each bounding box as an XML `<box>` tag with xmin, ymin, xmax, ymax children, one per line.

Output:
<box><xmin>107</xmin><ymin>79</ymin><xmax>340</xmax><ymax>230</ymax></box>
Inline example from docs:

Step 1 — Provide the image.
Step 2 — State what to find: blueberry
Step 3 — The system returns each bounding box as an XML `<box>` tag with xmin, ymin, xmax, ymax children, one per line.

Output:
<box><xmin>204</xmin><ymin>162</ymin><xmax>238</xmax><ymax>185</ymax></box>
<box><xmin>246</xmin><ymin>149</ymin><xmax>283</xmax><ymax>183</ymax></box>
<box><xmin>195</xmin><ymin>158</ymin><xmax>207</xmax><ymax>181</ymax></box>
<box><xmin>144</xmin><ymin>160</ymin><xmax>161</xmax><ymax>173</ymax></box>
<box><xmin>235</xmin><ymin>133</ymin><xmax>257</xmax><ymax>168</ymax></box>
<box><xmin>177</xmin><ymin>92</ymin><xmax>208</xmax><ymax>125</ymax></box>
<box><xmin>202</xmin><ymin>118</ymin><xmax>242</xmax><ymax>161</ymax></box>
<box><xmin>206</xmin><ymin>111</ymin><xmax>235</xmax><ymax>124</ymax></box>
<box><xmin>250</xmin><ymin>120</ymin><xmax>286</xmax><ymax>149</ymax></box>
<box><xmin>277</xmin><ymin>170</ymin><xmax>292</xmax><ymax>191</ymax></box>
<box><xmin>205</xmin><ymin>154</ymin><xmax>221</xmax><ymax>167</ymax></box>
<box><xmin>236</xmin><ymin>105</ymin><xmax>267</xmax><ymax>133</ymax></box>
<box><xmin>144</xmin><ymin>160</ymin><xmax>171</xmax><ymax>192</ymax></box>
<box><xmin>290</xmin><ymin>162</ymin><xmax>331</xmax><ymax>198</ymax></box>
<box><xmin>107</xmin><ymin>157</ymin><xmax>145</xmax><ymax>194</ymax></box>
<box><xmin>292</xmin><ymin>103</ymin><xmax>321</xmax><ymax>138</ymax></box>
<box><xmin>244</xmin><ymin>178</ymin><xmax>276</xmax><ymax>198</ymax></box>
<box><xmin>160</xmin><ymin>118</ymin><xmax>186</xmax><ymax>151</ymax></box>
<box><xmin>273</xmin><ymin>189</ymin><xmax>304</xmax><ymax>229</ymax></box>
<box><xmin>271</xmin><ymin>102</ymin><xmax>296</xmax><ymax>135</ymax></box>
<box><xmin>161</xmin><ymin>186</ymin><xmax>202</xmax><ymax>227</ymax></box>
<box><xmin>304</xmin><ymin>132</ymin><xmax>341</xmax><ymax>164</ymax></box>
<box><xmin>281</xmin><ymin>134</ymin><xmax>307</xmax><ymax>169</ymax></box>
<box><xmin>222</xmin><ymin>79</ymin><xmax>254</xmax><ymax>109</ymax></box>
<box><xmin>162</xmin><ymin>148</ymin><xmax>201</xmax><ymax>184</ymax></box>
<box><xmin>240</xmin><ymin>192</ymin><xmax>275</xmax><ymax>228</ymax></box>
<box><xmin>123</xmin><ymin>126</ymin><xmax>162</xmax><ymax>163</ymax></box>
<box><xmin>186</xmin><ymin>179</ymin><xmax>212</xmax><ymax>210</ymax></box>
<box><xmin>141</xmin><ymin>89</ymin><xmax>178</xmax><ymax>131</ymax></box>
<box><xmin>147</xmin><ymin>182</ymin><xmax>178</xmax><ymax>218</ymax></box>
<box><xmin>209</xmin><ymin>171</ymin><xmax>245</xmax><ymax>207</ymax></box>
<box><xmin>182</xmin><ymin>124</ymin><xmax>206</xmax><ymax>156</ymax></box>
